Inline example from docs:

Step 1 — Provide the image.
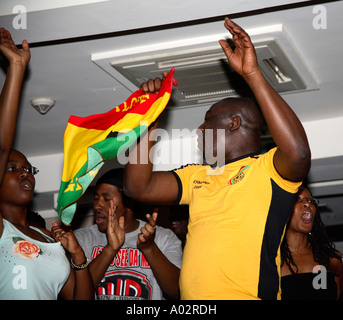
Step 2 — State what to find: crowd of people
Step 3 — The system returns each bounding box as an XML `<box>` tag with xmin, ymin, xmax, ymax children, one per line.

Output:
<box><xmin>0</xmin><ymin>18</ymin><xmax>342</xmax><ymax>300</ymax></box>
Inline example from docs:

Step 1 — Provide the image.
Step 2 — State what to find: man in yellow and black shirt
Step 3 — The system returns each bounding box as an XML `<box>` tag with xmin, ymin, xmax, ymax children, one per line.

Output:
<box><xmin>172</xmin><ymin>148</ymin><xmax>301</xmax><ymax>299</ymax></box>
<box><xmin>124</xmin><ymin>18</ymin><xmax>311</xmax><ymax>300</ymax></box>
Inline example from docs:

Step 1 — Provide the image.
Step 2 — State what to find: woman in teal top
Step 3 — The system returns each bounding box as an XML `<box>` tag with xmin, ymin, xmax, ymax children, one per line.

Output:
<box><xmin>0</xmin><ymin>28</ymin><xmax>93</xmax><ymax>300</ymax></box>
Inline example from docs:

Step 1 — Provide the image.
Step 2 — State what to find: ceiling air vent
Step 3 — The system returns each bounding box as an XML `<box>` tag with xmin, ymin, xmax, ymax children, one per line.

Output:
<box><xmin>92</xmin><ymin>25</ymin><xmax>318</xmax><ymax>109</ymax></box>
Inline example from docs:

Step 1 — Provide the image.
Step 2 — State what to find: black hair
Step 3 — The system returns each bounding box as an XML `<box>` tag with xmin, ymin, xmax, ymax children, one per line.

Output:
<box><xmin>96</xmin><ymin>168</ymin><xmax>137</xmax><ymax>211</ymax></box>
<box><xmin>281</xmin><ymin>187</ymin><xmax>341</xmax><ymax>274</ymax></box>
<box><xmin>96</xmin><ymin>168</ymin><xmax>124</xmax><ymax>189</ymax></box>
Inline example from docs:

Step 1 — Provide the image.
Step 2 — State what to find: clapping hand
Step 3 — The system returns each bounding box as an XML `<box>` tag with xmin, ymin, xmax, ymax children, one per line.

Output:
<box><xmin>106</xmin><ymin>200</ymin><xmax>125</xmax><ymax>252</ymax></box>
<box><xmin>51</xmin><ymin>222</ymin><xmax>83</xmax><ymax>257</ymax></box>
<box><xmin>137</xmin><ymin>209</ymin><xmax>158</xmax><ymax>251</ymax></box>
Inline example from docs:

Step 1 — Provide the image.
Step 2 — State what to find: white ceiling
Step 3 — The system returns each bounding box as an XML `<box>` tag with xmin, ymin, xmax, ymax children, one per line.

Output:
<box><xmin>0</xmin><ymin>0</ymin><xmax>341</xmax><ymax>158</ymax></box>
<box><xmin>0</xmin><ymin>0</ymin><xmax>342</xmax><ymax>229</ymax></box>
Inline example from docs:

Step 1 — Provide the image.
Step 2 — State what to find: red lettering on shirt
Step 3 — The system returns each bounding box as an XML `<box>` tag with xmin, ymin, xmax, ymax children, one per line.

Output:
<box><xmin>91</xmin><ymin>246</ymin><xmax>150</xmax><ymax>268</ymax></box>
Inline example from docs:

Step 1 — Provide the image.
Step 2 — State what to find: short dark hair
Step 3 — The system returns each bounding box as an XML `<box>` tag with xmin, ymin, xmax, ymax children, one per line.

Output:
<box><xmin>96</xmin><ymin>168</ymin><xmax>124</xmax><ymax>189</ymax></box>
<box><xmin>96</xmin><ymin>168</ymin><xmax>137</xmax><ymax>211</ymax></box>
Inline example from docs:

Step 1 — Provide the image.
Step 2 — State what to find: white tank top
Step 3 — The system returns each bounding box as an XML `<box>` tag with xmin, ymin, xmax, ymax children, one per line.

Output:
<box><xmin>0</xmin><ymin>219</ymin><xmax>70</xmax><ymax>300</ymax></box>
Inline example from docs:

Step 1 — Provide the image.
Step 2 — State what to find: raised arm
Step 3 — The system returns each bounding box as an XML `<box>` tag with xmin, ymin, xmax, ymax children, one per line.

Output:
<box><xmin>0</xmin><ymin>28</ymin><xmax>30</xmax><ymax>187</ymax></box>
<box><xmin>124</xmin><ymin>75</ymin><xmax>179</xmax><ymax>205</ymax></box>
<box><xmin>0</xmin><ymin>29</ymin><xmax>30</xmax><ymax>236</ymax></box>
<box><xmin>219</xmin><ymin>18</ymin><xmax>311</xmax><ymax>182</ymax></box>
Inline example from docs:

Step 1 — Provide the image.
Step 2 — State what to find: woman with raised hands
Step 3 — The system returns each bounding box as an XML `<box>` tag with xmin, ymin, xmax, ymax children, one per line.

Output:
<box><xmin>0</xmin><ymin>28</ymin><xmax>93</xmax><ymax>300</ymax></box>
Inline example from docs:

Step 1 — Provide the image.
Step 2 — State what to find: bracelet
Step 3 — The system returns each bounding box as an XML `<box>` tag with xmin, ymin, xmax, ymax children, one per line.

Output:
<box><xmin>71</xmin><ymin>258</ymin><xmax>89</xmax><ymax>271</ymax></box>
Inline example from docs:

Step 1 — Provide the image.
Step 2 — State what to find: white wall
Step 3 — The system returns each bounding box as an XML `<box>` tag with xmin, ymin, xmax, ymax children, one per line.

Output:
<box><xmin>303</xmin><ymin>116</ymin><xmax>343</xmax><ymax>160</ymax></box>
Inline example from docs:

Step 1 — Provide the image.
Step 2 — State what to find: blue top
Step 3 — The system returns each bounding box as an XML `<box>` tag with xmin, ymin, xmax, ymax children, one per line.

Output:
<box><xmin>0</xmin><ymin>219</ymin><xmax>70</xmax><ymax>300</ymax></box>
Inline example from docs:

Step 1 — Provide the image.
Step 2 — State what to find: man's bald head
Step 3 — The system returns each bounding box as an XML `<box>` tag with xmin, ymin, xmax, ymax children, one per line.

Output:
<box><xmin>211</xmin><ymin>97</ymin><xmax>264</xmax><ymax>134</ymax></box>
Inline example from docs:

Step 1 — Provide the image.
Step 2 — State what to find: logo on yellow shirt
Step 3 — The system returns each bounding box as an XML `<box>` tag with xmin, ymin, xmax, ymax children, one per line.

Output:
<box><xmin>228</xmin><ymin>166</ymin><xmax>249</xmax><ymax>185</ymax></box>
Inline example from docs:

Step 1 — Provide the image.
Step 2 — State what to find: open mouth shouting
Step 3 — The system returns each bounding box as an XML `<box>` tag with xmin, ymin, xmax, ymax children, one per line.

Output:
<box><xmin>301</xmin><ymin>209</ymin><xmax>313</xmax><ymax>224</ymax></box>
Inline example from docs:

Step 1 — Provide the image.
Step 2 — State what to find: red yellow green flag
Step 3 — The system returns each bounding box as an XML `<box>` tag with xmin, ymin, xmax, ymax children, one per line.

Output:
<box><xmin>57</xmin><ymin>69</ymin><xmax>177</xmax><ymax>225</ymax></box>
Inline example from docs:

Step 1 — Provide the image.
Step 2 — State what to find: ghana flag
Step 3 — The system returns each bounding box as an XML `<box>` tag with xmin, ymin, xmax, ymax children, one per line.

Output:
<box><xmin>57</xmin><ymin>69</ymin><xmax>177</xmax><ymax>225</ymax></box>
